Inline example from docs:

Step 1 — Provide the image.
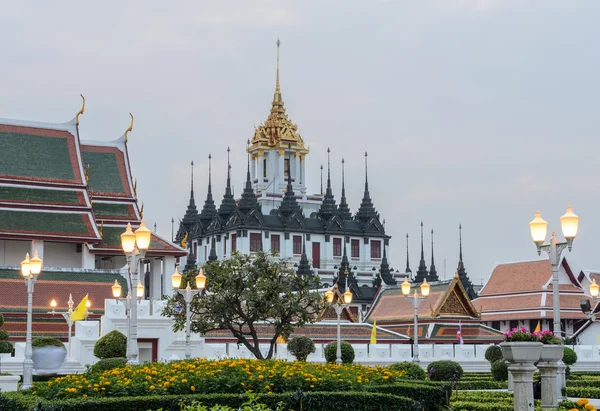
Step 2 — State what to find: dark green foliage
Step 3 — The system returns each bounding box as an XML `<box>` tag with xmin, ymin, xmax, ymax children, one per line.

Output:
<box><xmin>32</xmin><ymin>337</ymin><xmax>65</xmax><ymax>349</ymax></box>
<box><xmin>563</xmin><ymin>346</ymin><xmax>577</xmax><ymax>365</ymax></box>
<box><xmin>449</xmin><ymin>401</ymin><xmax>513</xmax><ymax>411</ymax></box>
<box><xmin>0</xmin><ymin>391</ymin><xmax>421</xmax><ymax>411</ymax></box>
<box><xmin>89</xmin><ymin>357</ymin><xmax>127</xmax><ymax>373</ymax></box>
<box><xmin>490</xmin><ymin>360</ymin><xmax>508</xmax><ymax>381</ymax></box>
<box><xmin>427</xmin><ymin>360</ymin><xmax>463</xmax><ymax>382</ymax></box>
<box><xmin>387</xmin><ymin>362</ymin><xmax>427</xmax><ymax>380</ymax></box>
<box><xmin>286</xmin><ymin>336</ymin><xmax>315</xmax><ymax>362</ymax></box>
<box><xmin>0</xmin><ymin>330</ymin><xmax>9</xmax><ymax>340</ymax></box>
<box><xmin>93</xmin><ymin>330</ymin><xmax>126</xmax><ymax>359</ymax></box>
<box><xmin>454</xmin><ymin>380</ymin><xmax>508</xmax><ymax>390</ymax></box>
<box><xmin>484</xmin><ymin>345</ymin><xmax>503</xmax><ymax>363</ymax></box>
<box><xmin>0</xmin><ymin>341</ymin><xmax>13</xmax><ymax>354</ymax></box>
<box><xmin>0</xmin><ymin>313</ymin><xmax>4</xmax><ymax>327</ymax></box>
<box><xmin>365</xmin><ymin>382</ymin><xmax>448</xmax><ymax>411</ymax></box>
<box><xmin>324</xmin><ymin>341</ymin><xmax>355</xmax><ymax>364</ymax></box>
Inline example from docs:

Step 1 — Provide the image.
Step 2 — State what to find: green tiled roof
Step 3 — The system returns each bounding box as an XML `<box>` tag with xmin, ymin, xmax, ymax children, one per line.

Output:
<box><xmin>0</xmin><ymin>268</ymin><xmax>126</xmax><ymax>287</ymax></box>
<box><xmin>81</xmin><ymin>151</ymin><xmax>125</xmax><ymax>194</ymax></box>
<box><xmin>93</xmin><ymin>202</ymin><xmax>133</xmax><ymax>218</ymax></box>
<box><xmin>100</xmin><ymin>226</ymin><xmax>171</xmax><ymax>250</ymax></box>
<box><xmin>0</xmin><ymin>186</ymin><xmax>81</xmax><ymax>205</ymax></box>
<box><xmin>0</xmin><ymin>132</ymin><xmax>75</xmax><ymax>181</ymax></box>
<box><xmin>0</xmin><ymin>210</ymin><xmax>91</xmax><ymax>236</ymax></box>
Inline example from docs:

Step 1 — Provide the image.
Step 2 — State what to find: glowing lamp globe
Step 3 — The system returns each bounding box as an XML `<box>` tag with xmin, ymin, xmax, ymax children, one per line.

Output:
<box><xmin>401</xmin><ymin>277</ymin><xmax>411</xmax><ymax>295</ymax></box>
<box><xmin>86</xmin><ymin>300</ymin><xmax>91</xmax><ymax>309</ymax></box>
<box><xmin>134</xmin><ymin>220</ymin><xmax>152</xmax><ymax>251</ymax></box>
<box><xmin>325</xmin><ymin>287</ymin><xmax>334</xmax><ymax>303</ymax></box>
<box><xmin>50</xmin><ymin>299</ymin><xmax>57</xmax><ymax>309</ymax></box>
<box><xmin>590</xmin><ymin>278</ymin><xmax>599</xmax><ymax>299</ymax></box>
<box><xmin>343</xmin><ymin>289</ymin><xmax>353</xmax><ymax>304</ymax></box>
<box><xmin>529</xmin><ymin>211</ymin><xmax>548</xmax><ymax>246</ymax></box>
<box><xmin>560</xmin><ymin>206</ymin><xmax>579</xmax><ymax>240</ymax></box>
<box><xmin>420</xmin><ymin>279</ymin><xmax>430</xmax><ymax>296</ymax></box>
<box><xmin>120</xmin><ymin>223</ymin><xmax>136</xmax><ymax>253</ymax></box>
<box><xmin>136</xmin><ymin>281</ymin><xmax>145</xmax><ymax>298</ymax></box>
<box><xmin>29</xmin><ymin>251</ymin><xmax>42</xmax><ymax>275</ymax></box>
<box><xmin>196</xmin><ymin>268</ymin><xmax>206</xmax><ymax>290</ymax></box>
<box><xmin>20</xmin><ymin>253</ymin><xmax>31</xmax><ymax>277</ymax></box>
<box><xmin>171</xmin><ymin>267</ymin><xmax>182</xmax><ymax>289</ymax></box>
<box><xmin>112</xmin><ymin>280</ymin><xmax>122</xmax><ymax>298</ymax></box>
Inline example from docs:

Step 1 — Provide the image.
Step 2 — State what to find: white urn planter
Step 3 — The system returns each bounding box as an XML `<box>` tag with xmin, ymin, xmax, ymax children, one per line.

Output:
<box><xmin>540</xmin><ymin>344</ymin><xmax>564</xmax><ymax>363</ymax></box>
<box><xmin>32</xmin><ymin>346</ymin><xmax>67</xmax><ymax>374</ymax></box>
<box><xmin>0</xmin><ymin>375</ymin><xmax>20</xmax><ymax>392</ymax></box>
<box><xmin>501</xmin><ymin>342</ymin><xmax>542</xmax><ymax>411</ymax></box>
<box><xmin>500</xmin><ymin>341</ymin><xmax>542</xmax><ymax>364</ymax></box>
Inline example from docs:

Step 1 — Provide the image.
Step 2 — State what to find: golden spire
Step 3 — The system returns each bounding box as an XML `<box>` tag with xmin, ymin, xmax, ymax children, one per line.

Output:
<box><xmin>124</xmin><ymin>113</ymin><xmax>134</xmax><ymax>143</ymax></box>
<box><xmin>133</xmin><ymin>178</ymin><xmax>138</xmax><ymax>198</ymax></box>
<box><xmin>275</xmin><ymin>38</ymin><xmax>281</xmax><ymax>98</ymax></box>
<box><xmin>76</xmin><ymin>94</ymin><xmax>85</xmax><ymax>125</ymax></box>
<box><xmin>84</xmin><ymin>164</ymin><xmax>90</xmax><ymax>185</ymax></box>
<box><xmin>140</xmin><ymin>200</ymin><xmax>144</xmax><ymax>219</ymax></box>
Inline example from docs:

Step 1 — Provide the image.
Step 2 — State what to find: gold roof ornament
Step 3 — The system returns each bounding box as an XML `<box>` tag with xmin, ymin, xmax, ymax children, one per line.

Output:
<box><xmin>124</xmin><ymin>112</ymin><xmax>134</xmax><ymax>143</ymax></box>
<box><xmin>76</xmin><ymin>94</ymin><xmax>85</xmax><ymax>125</ymax></box>
<box><xmin>181</xmin><ymin>232</ymin><xmax>188</xmax><ymax>249</ymax></box>
<box><xmin>133</xmin><ymin>178</ymin><xmax>138</xmax><ymax>198</ymax></box>
<box><xmin>249</xmin><ymin>39</ymin><xmax>309</xmax><ymax>155</ymax></box>
<box><xmin>84</xmin><ymin>164</ymin><xmax>91</xmax><ymax>184</ymax></box>
<box><xmin>99</xmin><ymin>220</ymin><xmax>104</xmax><ymax>237</ymax></box>
<box><xmin>139</xmin><ymin>200</ymin><xmax>144</xmax><ymax>219</ymax></box>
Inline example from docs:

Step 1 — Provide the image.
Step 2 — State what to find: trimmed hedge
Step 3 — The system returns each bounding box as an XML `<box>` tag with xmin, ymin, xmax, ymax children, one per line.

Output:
<box><xmin>324</xmin><ymin>341</ymin><xmax>355</xmax><ymax>364</ymax></box>
<box><xmin>89</xmin><ymin>357</ymin><xmax>127</xmax><ymax>373</ymax></box>
<box><xmin>0</xmin><ymin>391</ymin><xmax>421</xmax><ymax>411</ymax></box>
<box><xmin>454</xmin><ymin>380</ymin><xmax>508</xmax><ymax>390</ymax></box>
<box><xmin>286</xmin><ymin>336</ymin><xmax>315</xmax><ymax>362</ymax></box>
<box><xmin>32</xmin><ymin>337</ymin><xmax>65</xmax><ymax>349</ymax></box>
<box><xmin>491</xmin><ymin>360</ymin><xmax>508</xmax><ymax>382</ymax></box>
<box><xmin>563</xmin><ymin>346</ymin><xmax>578</xmax><ymax>366</ymax></box>
<box><xmin>94</xmin><ymin>330</ymin><xmax>126</xmax><ymax>359</ymax></box>
<box><xmin>387</xmin><ymin>362</ymin><xmax>426</xmax><ymax>381</ymax></box>
<box><xmin>484</xmin><ymin>345</ymin><xmax>503</xmax><ymax>363</ymax></box>
<box><xmin>365</xmin><ymin>382</ymin><xmax>448</xmax><ymax>411</ymax></box>
<box><xmin>427</xmin><ymin>360</ymin><xmax>463</xmax><ymax>382</ymax></box>
<box><xmin>450</xmin><ymin>401</ymin><xmax>513</xmax><ymax>411</ymax></box>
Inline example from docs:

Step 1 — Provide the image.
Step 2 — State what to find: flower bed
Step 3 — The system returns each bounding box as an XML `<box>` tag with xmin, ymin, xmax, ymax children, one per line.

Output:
<box><xmin>29</xmin><ymin>359</ymin><xmax>407</xmax><ymax>400</ymax></box>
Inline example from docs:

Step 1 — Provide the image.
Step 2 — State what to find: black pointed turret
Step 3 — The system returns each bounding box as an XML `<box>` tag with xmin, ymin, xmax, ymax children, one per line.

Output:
<box><xmin>176</xmin><ymin>161</ymin><xmax>200</xmax><ymax>243</ymax></box>
<box><xmin>184</xmin><ymin>247</ymin><xmax>196</xmax><ymax>272</ymax></box>
<box><xmin>296</xmin><ymin>236</ymin><xmax>312</xmax><ymax>276</ymax></box>
<box><xmin>208</xmin><ymin>236</ymin><xmax>218</xmax><ymax>262</ymax></box>
<box><xmin>405</xmin><ymin>233</ymin><xmax>412</xmax><ymax>279</ymax></box>
<box><xmin>457</xmin><ymin>224</ymin><xmax>476</xmax><ymax>299</ymax></box>
<box><xmin>278</xmin><ymin>144</ymin><xmax>302</xmax><ymax>218</ymax></box>
<box><xmin>318</xmin><ymin>148</ymin><xmax>338</xmax><ymax>220</ymax></box>
<box><xmin>338</xmin><ymin>158</ymin><xmax>352</xmax><ymax>220</ymax></box>
<box><xmin>200</xmin><ymin>154</ymin><xmax>217</xmax><ymax>225</ymax></box>
<box><xmin>379</xmin><ymin>245</ymin><xmax>396</xmax><ymax>285</ymax></box>
<box><xmin>218</xmin><ymin>147</ymin><xmax>238</xmax><ymax>221</ymax></box>
<box><xmin>338</xmin><ymin>239</ymin><xmax>350</xmax><ymax>280</ymax></box>
<box><xmin>239</xmin><ymin>141</ymin><xmax>260</xmax><ymax>214</ymax></box>
<box><xmin>414</xmin><ymin>222</ymin><xmax>428</xmax><ymax>283</ymax></box>
<box><xmin>428</xmin><ymin>229</ymin><xmax>439</xmax><ymax>282</ymax></box>
<box><xmin>355</xmin><ymin>152</ymin><xmax>379</xmax><ymax>223</ymax></box>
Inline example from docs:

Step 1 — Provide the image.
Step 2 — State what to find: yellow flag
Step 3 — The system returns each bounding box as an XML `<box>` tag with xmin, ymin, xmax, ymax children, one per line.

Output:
<box><xmin>276</xmin><ymin>334</ymin><xmax>286</xmax><ymax>344</ymax></box>
<box><xmin>534</xmin><ymin>320</ymin><xmax>541</xmax><ymax>333</ymax></box>
<box><xmin>70</xmin><ymin>294</ymin><xmax>89</xmax><ymax>322</ymax></box>
<box><xmin>370</xmin><ymin>321</ymin><xmax>377</xmax><ymax>344</ymax></box>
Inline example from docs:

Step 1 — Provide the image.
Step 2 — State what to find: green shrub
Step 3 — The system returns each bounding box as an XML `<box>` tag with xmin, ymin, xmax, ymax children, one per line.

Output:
<box><xmin>0</xmin><ymin>330</ymin><xmax>8</xmax><ymax>341</ymax></box>
<box><xmin>484</xmin><ymin>345</ymin><xmax>503</xmax><ymax>363</ymax></box>
<box><xmin>563</xmin><ymin>347</ymin><xmax>578</xmax><ymax>366</ymax></box>
<box><xmin>89</xmin><ymin>357</ymin><xmax>127</xmax><ymax>373</ymax></box>
<box><xmin>32</xmin><ymin>337</ymin><xmax>65</xmax><ymax>349</ymax></box>
<box><xmin>286</xmin><ymin>336</ymin><xmax>315</xmax><ymax>362</ymax></box>
<box><xmin>93</xmin><ymin>330</ymin><xmax>126</xmax><ymax>359</ymax></box>
<box><xmin>454</xmin><ymin>380</ymin><xmax>508</xmax><ymax>390</ymax></box>
<box><xmin>324</xmin><ymin>341</ymin><xmax>354</xmax><ymax>364</ymax></box>
<box><xmin>387</xmin><ymin>362</ymin><xmax>426</xmax><ymax>380</ymax></box>
<box><xmin>490</xmin><ymin>360</ymin><xmax>508</xmax><ymax>382</ymax></box>
<box><xmin>0</xmin><ymin>313</ymin><xmax>4</xmax><ymax>328</ymax></box>
<box><xmin>365</xmin><ymin>382</ymin><xmax>448</xmax><ymax>410</ymax></box>
<box><xmin>427</xmin><ymin>360</ymin><xmax>463</xmax><ymax>382</ymax></box>
<box><xmin>0</xmin><ymin>341</ymin><xmax>13</xmax><ymax>354</ymax></box>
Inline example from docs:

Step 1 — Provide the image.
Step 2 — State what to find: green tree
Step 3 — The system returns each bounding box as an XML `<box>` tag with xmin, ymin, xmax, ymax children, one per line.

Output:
<box><xmin>163</xmin><ymin>251</ymin><xmax>326</xmax><ymax>360</ymax></box>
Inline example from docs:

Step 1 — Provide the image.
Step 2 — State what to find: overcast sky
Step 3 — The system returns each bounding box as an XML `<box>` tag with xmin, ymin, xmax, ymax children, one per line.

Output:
<box><xmin>1</xmin><ymin>1</ymin><xmax>599</xmax><ymax>285</ymax></box>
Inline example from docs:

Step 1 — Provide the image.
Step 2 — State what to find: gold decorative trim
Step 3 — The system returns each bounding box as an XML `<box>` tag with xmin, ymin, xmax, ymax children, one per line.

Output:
<box><xmin>124</xmin><ymin>112</ymin><xmax>134</xmax><ymax>143</ymax></box>
<box><xmin>75</xmin><ymin>94</ymin><xmax>85</xmax><ymax>125</ymax></box>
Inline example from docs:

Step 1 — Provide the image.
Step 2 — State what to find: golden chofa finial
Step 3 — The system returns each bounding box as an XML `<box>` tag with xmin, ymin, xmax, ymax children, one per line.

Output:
<box><xmin>76</xmin><ymin>94</ymin><xmax>85</xmax><ymax>125</ymax></box>
<box><xmin>99</xmin><ymin>220</ymin><xmax>104</xmax><ymax>237</ymax></box>
<box><xmin>84</xmin><ymin>164</ymin><xmax>91</xmax><ymax>184</ymax></box>
<box><xmin>133</xmin><ymin>178</ymin><xmax>138</xmax><ymax>198</ymax></box>
<box><xmin>139</xmin><ymin>200</ymin><xmax>144</xmax><ymax>219</ymax></box>
<box><xmin>124</xmin><ymin>112</ymin><xmax>134</xmax><ymax>143</ymax></box>
<box><xmin>275</xmin><ymin>38</ymin><xmax>281</xmax><ymax>94</ymax></box>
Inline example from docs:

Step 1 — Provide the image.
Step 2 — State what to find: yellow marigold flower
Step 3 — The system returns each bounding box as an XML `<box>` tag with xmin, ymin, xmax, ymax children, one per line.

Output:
<box><xmin>150</xmin><ymin>385</ymin><xmax>155</xmax><ymax>390</ymax></box>
<box><xmin>579</xmin><ymin>399</ymin><xmax>590</xmax><ymax>406</ymax></box>
<box><xmin>585</xmin><ymin>405</ymin><xmax>595</xmax><ymax>410</ymax></box>
<box><xmin>190</xmin><ymin>386</ymin><xmax>196</xmax><ymax>392</ymax></box>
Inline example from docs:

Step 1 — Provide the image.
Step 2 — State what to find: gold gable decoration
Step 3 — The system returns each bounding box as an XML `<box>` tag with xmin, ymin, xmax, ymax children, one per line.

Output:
<box><xmin>432</xmin><ymin>273</ymin><xmax>481</xmax><ymax>319</ymax></box>
<box><xmin>438</xmin><ymin>290</ymin><xmax>470</xmax><ymax>316</ymax></box>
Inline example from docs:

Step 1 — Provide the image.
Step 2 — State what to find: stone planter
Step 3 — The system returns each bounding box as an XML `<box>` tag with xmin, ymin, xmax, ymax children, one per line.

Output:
<box><xmin>540</xmin><ymin>344</ymin><xmax>564</xmax><ymax>363</ymax></box>
<box><xmin>32</xmin><ymin>346</ymin><xmax>67</xmax><ymax>374</ymax></box>
<box><xmin>0</xmin><ymin>375</ymin><xmax>20</xmax><ymax>392</ymax></box>
<box><xmin>500</xmin><ymin>341</ymin><xmax>542</xmax><ymax>364</ymax></box>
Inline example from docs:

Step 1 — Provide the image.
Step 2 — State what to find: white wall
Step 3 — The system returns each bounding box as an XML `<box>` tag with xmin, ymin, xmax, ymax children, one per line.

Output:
<box><xmin>0</xmin><ymin>239</ymin><xmax>30</xmax><ymax>266</ymax></box>
<box><xmin>43</xmin><ymin>242</ymin><xmax>82</xmax><ymax>268</ymax></box>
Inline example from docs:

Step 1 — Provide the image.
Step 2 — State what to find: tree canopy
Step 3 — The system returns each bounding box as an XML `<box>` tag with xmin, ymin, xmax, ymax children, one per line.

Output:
<box><xmin>163</xmin><ymin>251</ymin><xmax>326</xmax><ymax>360</ymax></box>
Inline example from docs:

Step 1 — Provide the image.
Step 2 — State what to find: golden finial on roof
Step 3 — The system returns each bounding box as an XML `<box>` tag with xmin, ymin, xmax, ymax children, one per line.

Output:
<box><xmin>181</xmin><ymin>232</ymin><xmax>188</xmax><ymax>249</ymax></box>
<box><xmin>139</xmin><ymin>200</ymin><xmax>144</xmax><ymax>219</ymax></box>
<box><xmin>76</xmin><ymin>94</ymin><xmax>85</xmax><ymax>125</ymax></box>
<box><xmin>124</xmin><ymin>112</ymin><xmax>134</xmax><ymax>143</ymax></box>
<box><xmin>89</xmin><ymin>192</ymin><xmax>93</xmax><ymax>207</ymax></box>
<box><xmin>99</xmin><ymin>220</ymin><xmax>104</xmax><ymax>237</ymax></box>
<box><xmin>133</xmin><ymin>178</ymin><xmax>138</xmax><ymax>198</ymax></box>
<box><xmin>275</xmin><ymin>38</ymin><xmax>281</xmax><ymax>95</ymax></box>
<box><xmin>84</xmin><ymin>164</ymin><xmax>90</xmax><ymax>184</ymax></box>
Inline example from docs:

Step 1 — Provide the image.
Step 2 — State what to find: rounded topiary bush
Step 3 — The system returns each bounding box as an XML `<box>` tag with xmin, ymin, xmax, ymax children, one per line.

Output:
<box><xmin>427</xmin><ymin>360</ymin><xmax>464</xmax><ymax>382</ymax></box>
<box><xmin>388</xmin><ymin>361</ymin><xmax>427</xmax><ymax>380</ymax></box>
<box><xmin>324</xmin><ymin>341</ymin><xmax>355</xmax><ymax>364</ymax></box>
<box><xmin>94</xmin><ymin>330</ymin><xmax>127</xmax><ymax>359</ymax></box>
<box><xmin>32</xmin><ymin>337</ymin><xmax>65</xmax><ymax>349</ymax></box>
<box><xmin>0</xmin><ymin>314</ymin><xmax>12</xmax><ymax>354</ymax></box>
<box><xmin>563</xmin><ymin>347</ymin><xmax>577</xmax><ymax>366</ymax></box>
<box><xmin>90</xmin><ymin>357</ymin><xmax>127</xmax><ymax>373</ymax></box>
<box><xmin>491</xmin><ymin>360</ymin><xmax>508</xmax><ymax>381</ymax></box>
<box><xmin>485</xmin><ymin>345</ymin><xmax>503</xmax><ymax>363</ymax></box>
<box><xmin>287</xmin><ymin>336</ymin><xmax>315</xmax><ymax>362</ymax></box>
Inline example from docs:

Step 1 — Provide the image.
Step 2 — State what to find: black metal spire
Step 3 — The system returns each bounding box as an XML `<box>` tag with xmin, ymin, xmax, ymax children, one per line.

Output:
<box><xmin>405</xmin><ymin>233</ymin><xmax>412</xmax><ymax>279</ymax></box>
<box><xmin>296</xmin><ymin>235</ymin><xmax>312</xmax><ymax>276</ymax></box>
<box><xmin>200</xmin><ymin>154</ymin><xmax>217</xmax><ymax>224</ymax></box>
<box><xmin>457</xmin><ymin>224</ymin><xmax>476</xmax><ymax>299</ymax></box>
<box><xmin>278</xmin><ymin>143</ymin><xmax>302</xmax><ymax>218</ymax></box>
<box><xmin>239</xmin><ymin>140</ymin><xmax>260</xmax><ymax>214</ymax></box>
<box><xmin>379</xmin><ymin>244</ymin><xmax>396</xmax><ymax>285</ymax></box>
<box><xmin>218</xmin><ymin>147</ymin><xmax>237</xmax><ymax>220</ymax></box>
<box><xmin>338</xmin><ymin>239</ymin><xmax>350</xmax><ymax>280</ymax></box>
<box><xmin>318</xmin><ymin>148</ymin><xmax>338</xmax><ymax>220</ymax></box>
<box><xmin>320</xmin><ymin>165</ymin><xmax>323</xmax><ymax>195</ymax></box>
<box><xmin>414</xmin><ymin>222</ymin><xmax>428</xmax><ymax>283</ymax></box>
<box><xmin>208</xmin><ymin>236</ymin><xmax>218</xmax><ymax>262</ymax></box>
<box><xmin>184</xmin><ymin>247</ymin><xmax>196</xmax><ymax>272</ymax></box>
<box><xmin>428</xmin><ymin>229</ymin><xmax>439</xmax><ymax>282</ymax></box>
<box><xmin>338</xmin><ymin>158</ymin><xmax>352</xmax><ymax>220</ymax></box>
<box><xmin>355</xmin><ymin>151</ymin><xmax>379</xmax><ymax>223</ymax></box>
<box><xmin>176</xmin><ymin>161</ymin><xmax>199</xmax><ymax>243</ymax></box>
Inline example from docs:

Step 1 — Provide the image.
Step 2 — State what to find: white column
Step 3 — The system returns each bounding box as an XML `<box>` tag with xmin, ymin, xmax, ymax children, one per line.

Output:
<box><xmin>257</xmin><ymin>153</ymin><xmax>264</xmax><ymax>189</ymax></box>
<box><xmin>31</xmin><ymin>240</ymin><xmax>44</xmax><ymax>261</ymax></box>
<box><xmin>150</xmin><ymin>258</ymin><xmax>162</xmax><ymax>301</ymax></box>
<box><xmin>278</xmin><ymin>149</ymin><xmax>285</xmax><ymax>188</ymax></box>
<box><xmin>251</xmin><ymin>155</ymin><xmax>256</xmax><ymax>182</ymax></box>
<box><xmin>81</xmin><ymin>244</ymin><xmax>95</xmax><ymax>269</ymax></box>
<box><xmin>162</xmin><ymin>256</ymin><xmax>176</xmax><ymax>296</ymax></box>
<box><xmin>364</xmin><ymin>239</ymin><xmax>371</xmax><ymax>266</ymax></box>
<box><xmin>299</xmin><ymin>156</ymin><xmax>304</xmax><ymax>187</ymax></box>
<box><xmin>294</xmin><ymin>153</ymin><xmax>300</xmax><ymax>189</ymax></box>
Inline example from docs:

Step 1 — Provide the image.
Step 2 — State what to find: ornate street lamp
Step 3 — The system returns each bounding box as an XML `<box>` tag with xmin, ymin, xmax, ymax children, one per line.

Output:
<box><xmin>47</xmin><ymin>295</ymin><xmax>75</xmax><ymax>360</ymax></box>
<box><xmin>326</xmin><ymin>270</ymin><xmax>353</xmax><ymax>364</ymax></box>
<box><xmin>172</xmin><ymin>267</ymin><xmax>206</xmax><ymax>359</ymax></box>
<box><xmin>401</xmin><ymin>277</ymin><xmax>429</xmax><ymax>363</ymax></box>
<box><xmin>21</xmin><ymin>250</ymin><xmax>43</xmax><ymax>389</ymax></box>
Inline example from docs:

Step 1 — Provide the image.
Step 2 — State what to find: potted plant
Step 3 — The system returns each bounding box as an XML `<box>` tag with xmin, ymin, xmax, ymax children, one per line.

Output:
<box><xmin>500</xmin><ymin>326</ymin><xmax>542</xmax><ymax>364</ymax></box>
<box><xmin>32</xmin><ymin>337</ymin><xmax>67</xmax><ymax>373</ymax></box>
<box><xmin>535</xmin><ymin>329</ymin><xmax>564</xmax><ymax>362</ymax></box>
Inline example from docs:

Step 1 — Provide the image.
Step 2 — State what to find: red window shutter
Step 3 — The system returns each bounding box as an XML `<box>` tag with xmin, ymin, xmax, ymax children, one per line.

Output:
<box><xmin>351</xmin><ymin>239</ymin><xmax>360</xmax><ymax>258</ymax></box>
<box><xmin>293</xmin><ymin>235</ymin><xmax>302</xmax><ymax>254</ymax></box>
<box><xmin>271</xmin><ymin>234</ymin><xmax>280</xmax><ymax>254</ymax></box>
<box><xmin>333</xmin><ymin>238</ymin><xmax>342</xmax><ymax>257</ymax></box>
<box><xmin>231</xmin><ymin>234</ymin><xmax>237</xmax><ymax>252</ymax></box>
<box><xmin>371</xmin><ymin>240</ymin><xmax>381</xmax><ymax>259</ymax></box>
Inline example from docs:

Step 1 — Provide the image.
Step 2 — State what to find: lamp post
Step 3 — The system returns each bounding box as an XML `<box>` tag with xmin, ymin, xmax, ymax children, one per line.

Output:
<box><xmin>171</xmin><ymin>267</ymin><xmax>206</xmax><ymax>359</ymax></box>
<box><xmin>120</xmin><ymin>221</ymin><xmax>152</xmax><ymax>365</ymax></box>
<box><xmin>325</xmin><ymin>272</ymin><xmax>353</xmax><ymax>364</ymax></box>
<box><xmin>529</xmin><ymin>207</ymin><xmax>579</xmax><ymax>338</ymax></box>
<box><xmin>21</xmin><ymin>250</ymin><xmax>43</xmax><ymax>390</ymax></box>
<box><xmin>111</xmin><ymin>278</ymin><xmax>144</xmax><ymax>363</ymax></box>
<box><xmin>401</xmin><ymin>277</ymin><xmax>430</xmax><ymax>363</ymax></box>
<box><xmin>48</xmin><ymin>295</ymin><xmax>74</xmax><ymax>360</ymax></box>
<box><xmin>582</xmin><ymin>279</ymin><xmax>600</xmax><ymax>321</ymax></box>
